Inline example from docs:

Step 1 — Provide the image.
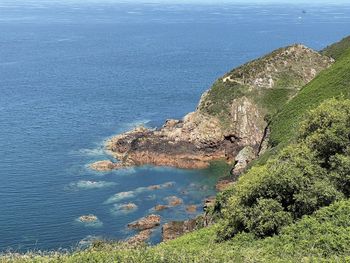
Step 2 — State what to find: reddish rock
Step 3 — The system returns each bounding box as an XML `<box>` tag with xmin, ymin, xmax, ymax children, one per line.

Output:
<box><xmin>186</xmin><ymin>205</ymin><xmax>197</xmax><ymax>213</ymax></box>
<box><xmin>154</xmin><ymin>205</ymin><xmax>169</xmax><ymax>211</ymax></box>
<box><xmin>166</xmin><ymin>196</ymin><xmax>183</xmax><ymax>207</ymax></box>
<box><xmin>127</xmin><ymin>215</ymin><xmax>161</xmax><ymax>230</ymax></box>
<box><xmin>89</xmin><ymin>160</ymin><xmax>127</xmax><ymax>171</ymax></box>
<box><xmin>126</xmin><ymin>229</ymin><xmax>152</xmax><ymax>245</ymax></box>
<box><xmin>121</xmin><ymin>203</ymin><xmax>138</xmax><ymax>211</ymax></box>
<box><xmin>162</xmin><ymin>217</ymin><xmax>204</xmax><ymax>242</ymax></box>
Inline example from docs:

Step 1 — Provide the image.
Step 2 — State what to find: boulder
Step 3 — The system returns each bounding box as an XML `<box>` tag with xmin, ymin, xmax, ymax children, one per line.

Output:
<box><xmin>89</xmin><ymin>160</ymin><xmax>117</xmax><ymax>171</ymax></box>
<box><xmin>231</xmin><ymin>146</ymin><xmax>256</xmax><ymax>176</ymax></box>
<box><xmin>166</xmin><ymin>196</ymin><xmax>183</xmax><ymax>206</ymax></box>
<box><xmin>186</xmin><ymin>205</ymin><xmax>197</xmax><ymax>213</ymax></box>
<box><xmin>79</xmin><ymin>215</ymin><xmax>98</xmax><ymax>223</ymax></box>
<box><xmin>128</xmin><ymin>215</ymin><xmax>161</xmax><ymax>230</ymax></box>
<box><xmin>154</xmin><ymin>205</ymin><xmax>169</xmax><ymax>211</ymax></box>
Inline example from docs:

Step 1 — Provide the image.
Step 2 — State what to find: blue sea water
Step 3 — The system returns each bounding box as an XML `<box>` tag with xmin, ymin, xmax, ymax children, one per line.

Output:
<box><xmin>0</xmin><ymin>0</ymin><xmax>350</xmax><ymax>252</ymax></box>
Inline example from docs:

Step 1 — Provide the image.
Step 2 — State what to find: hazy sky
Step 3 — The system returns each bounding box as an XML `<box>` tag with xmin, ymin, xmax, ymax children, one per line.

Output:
<box><xmin>29</xmin><ymin>0</ymin><xmax>350</xmax><ymax>3</ymax></box>
<box><xmin>94</xmin><ymin>0</ymin><xmax>350</xmax><ymax>3</ymax></box>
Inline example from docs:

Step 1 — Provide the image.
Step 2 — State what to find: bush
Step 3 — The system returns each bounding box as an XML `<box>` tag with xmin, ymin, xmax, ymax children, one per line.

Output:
<box><xmin>246</xmin><ymin>198</ymin><xmax>293</xmax><ymax>237</ymax></box>
<box><xmin>217</xmin><ymin>99</ymin><xmax>350</xmax><ymax>240</ymax></box>
<box><xmin>298</xmin><ymin>98</ymin><xmax>350</xmax><ymax>166</ymax></box>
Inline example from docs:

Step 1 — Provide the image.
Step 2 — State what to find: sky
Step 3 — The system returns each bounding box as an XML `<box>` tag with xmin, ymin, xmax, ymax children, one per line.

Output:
<box><xmin>18</xmin><ymin>0</ymin><xmax>350</xmax><ymax>3</ymax></box>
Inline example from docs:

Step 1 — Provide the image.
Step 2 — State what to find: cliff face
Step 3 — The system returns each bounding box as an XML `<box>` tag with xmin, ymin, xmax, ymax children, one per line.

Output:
<box><xmin>92</xmin><ymin>44</ymin><xmax>334</xmax><ymax>171</ymax></box>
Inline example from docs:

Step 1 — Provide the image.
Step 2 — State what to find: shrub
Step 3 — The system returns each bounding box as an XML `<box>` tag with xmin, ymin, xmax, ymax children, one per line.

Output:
<box><xmin>246</xmin><ymin>198</ymin><xmax>293</xmax><ymax>237</ymax></box>
<box><xmin>217</xmin><ymin>99</ymin><xmax>350</xmax><ymax>240</ymax></box>
<box><xmin>298</xmin><ymin>98</ymin><xmax>350</xmax><ymax>166</ymax></box>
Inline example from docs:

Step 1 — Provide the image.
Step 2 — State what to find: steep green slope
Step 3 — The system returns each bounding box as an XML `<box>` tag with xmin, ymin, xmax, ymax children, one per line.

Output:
<box><xmin>321</xmin><ymin>35</ymin><xmax>350</xmax><ymax>60</ymax></box>
<box><xmin>270</xmin><ymin>47</ymin><xmax>350</xmax><ymax>145</ymax></box>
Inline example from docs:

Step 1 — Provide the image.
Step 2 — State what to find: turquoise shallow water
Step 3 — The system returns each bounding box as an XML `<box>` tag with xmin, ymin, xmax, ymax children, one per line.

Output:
<box><xmin>0</xmin><ymin>0</ymin><xmax>350</xmax><ymax>252</ymax></box>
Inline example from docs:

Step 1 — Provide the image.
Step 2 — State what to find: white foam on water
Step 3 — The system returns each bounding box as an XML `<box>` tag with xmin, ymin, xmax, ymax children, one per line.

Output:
<box><xmin>75</xmin><ymin>217</ymin><xmax>103</xmax><ymax>228</ymax></box>
<box><xmin>104</xmin><ymin>191</ymin><xmax>135</xmax><ymax>204</ymax></box>
<box><xmin>104</xmin><ymin>181</ymin><xmax>175</xmax><ymax>204</ymax></box>
<box><xmin>78</xmin><ymin>235</ymin><xmax>103</xmax><ymax>249</ymax></box>
<box><xmin>110</xmin><ymin>203</ymin><xmax>138</xmax><ymax>216</ymax></box>
<box><xmin>72</xmin><ymin>147</ymin><xmax>106</xmax><ymax>157</ymax></box>
<box><xmin>66</xmin><ymin>180</ymin><xmax>117</xmax><ymax>190</ymax></box>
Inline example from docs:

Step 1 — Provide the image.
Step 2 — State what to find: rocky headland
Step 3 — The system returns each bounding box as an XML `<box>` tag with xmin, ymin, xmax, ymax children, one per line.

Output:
<box><xmin>91</xmin><ymin>44</ymin><xmax>333</xmax><ymax>173</ymax></box>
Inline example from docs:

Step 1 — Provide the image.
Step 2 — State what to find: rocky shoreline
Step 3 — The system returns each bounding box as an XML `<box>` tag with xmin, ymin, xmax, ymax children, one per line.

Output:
<box><xmin>88</xmin><ymin>44</ymin><xmax>334</xmax><ymax>244</ymax></box>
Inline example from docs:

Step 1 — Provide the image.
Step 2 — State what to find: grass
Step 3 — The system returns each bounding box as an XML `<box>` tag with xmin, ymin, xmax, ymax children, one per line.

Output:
<box><xmin>3</xmin><ymin>200</ymin><xmax>350</xmax><ymax>262</ymax></box>
<box><xmin>269</xmin><ymin>47</ymin><xmax>350</xmax><ymax>146</ymax></box>
<box><xmin>321</xmin><ymin>35</ymin><xmax>350</xmax><ymax>60</ymax></box>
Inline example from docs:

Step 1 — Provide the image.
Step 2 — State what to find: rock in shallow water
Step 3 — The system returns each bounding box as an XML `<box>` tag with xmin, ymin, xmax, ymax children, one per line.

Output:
<box><xmin>89</xmin><ymin>160</ymin><xmax>118</xmax><ymax>171</ymax></box>
<box><xmin>154</xmin><ymin>205</ymin><xmax>169</xmax><ymax>211</ymax></box>
<box><xmin>165</xmin><ymin>196</ymin><xmax>183</xmax><ymax>206</ymax></box>
<box><xmin>128</xmin><ymin>215</ymin><xmax>161</xmax><ymax>230</ymax></box>
<box><xmin>186</xmin><ymin>205</ymin><xmax>197</xmax><ymax>213</ymax></box>
<box><xmin>79</xmin><ymin>215</ymin><xmax>98</xmax><ymax>223</ymax></box>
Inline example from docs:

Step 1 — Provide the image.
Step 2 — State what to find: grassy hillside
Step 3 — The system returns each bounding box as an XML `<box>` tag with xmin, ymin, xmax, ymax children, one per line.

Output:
<box><xmin>198</xmin><ymin>44</ymin><xmax>332</xmax><ymax>130</ymax></box>
<box><xmin>270</xmin><ymin>46</ymin><xmax>350</xmax><ymax>145</ymax></box>
<box><xmin>321</xmin><ymin>35</ymin><xmax>350</xmax><ymax>60</ymax></box>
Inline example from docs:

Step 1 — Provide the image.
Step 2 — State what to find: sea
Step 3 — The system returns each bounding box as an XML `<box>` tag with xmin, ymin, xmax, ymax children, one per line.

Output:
<box><xmin>0</xmin><ymin>0</ymin><xmax>350</xmax><ymax>252</ymax></box>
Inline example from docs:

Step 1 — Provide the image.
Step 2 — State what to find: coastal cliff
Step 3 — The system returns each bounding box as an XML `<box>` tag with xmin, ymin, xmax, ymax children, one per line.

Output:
<box><xmin>92</xmin><ymin>44</ymin><xmax>333</xmax><ymax>172</ymax></box>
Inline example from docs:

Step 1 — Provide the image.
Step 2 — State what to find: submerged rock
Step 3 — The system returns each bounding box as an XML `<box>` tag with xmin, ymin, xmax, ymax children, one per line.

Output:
<box><xmin>128</xmin><ymin>215</ymin><xmax>161</xmax><ymax>230</ymax></box>
<box><xmin>89</xmin><ymin>160</ymin><xmax>121</xmax><ymax>171</ymax></box>
<box><xmin>111</xmin><ymin>203</ymin><xmax>138</xmax><ymax>216</ymax></box>
<box><xmin>79</xmin><ymin>215</ymin><xmax>98</xmax><ymax>223</ymax></box>
<box><xmin>154</xmin><ymin>205</ymin><xmax>169</xmax><ymax>211</ymax></box>
<box><xmin>186</xmin><ymin>205</ymin><xmax>197</xmax><ymax>213</ymax></box>
<box><xmin>121</xmin><ymin>203</ymin><xmax>138</xmax><ymax>210</ymax></box>
<box><xmin>165</xmin><ymin>196</ymin><xmax>183</xmax><ymax>207</ymax></box>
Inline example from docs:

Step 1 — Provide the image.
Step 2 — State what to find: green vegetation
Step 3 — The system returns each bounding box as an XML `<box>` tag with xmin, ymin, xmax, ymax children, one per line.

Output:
<box><xmin>216</xmin><ymin>99</ymin><xmax>350</xmax><ymax>241</ymax></box>
<box><xmin>198</xmin><ymin>44</ymin><xmax>331</xmax><ymax>131</ymax></box>
<box><xmin>321</xmin><ymin>35</ymin><xmax>350</xmax><ymax>60</ymax></box>
<box><xmin>4</xmin><ymin>199</ymin><xmax>350</xmax><ymax>262</ymax></box>
<box><xmin>198</xmin><ymin>81</ymin><xmax>244</xmax><ymax>125</ymax></box>
<box><xmin>270</xmin><ymin>46</ymin><xmax>350</xmax><ymax>145</ymax></box>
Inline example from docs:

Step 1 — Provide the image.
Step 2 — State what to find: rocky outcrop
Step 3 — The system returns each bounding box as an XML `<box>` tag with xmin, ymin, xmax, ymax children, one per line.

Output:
<box><xmin>186</xmin><ymin>205</ymin><xmax>197</xmax><ymax>213</ymax></box>
<box><xmin>92</xmin><ymin>45</ymin><xmax>333</xmax><ymax>171</ymax></box>
<box><xmin>154</xmin><ymin>205</ymin><xmax>169</xmax><ymax>211</ymax></box>
<box><xmin>90</xmin><ymin>160</ymin><xmax>127</xmax><ymax>171</ymax></box>
<box><xmin>126</xmin><ymin>229</ymin><xmax>152</xmax><ymax>245</ymax></box>
<box><xmin>231</xmin><ymin>146</ymin><xmax>256</xmax><ymax>176</ymax></box>
<box><xmin>127</xmin><ymin>215</ymin><xmax>161</xmax><ymax>230</ymax></box>
<box><xmin>165</xmin><ymin>196</ymin><xmax>183</xmax><ymax>207</ymax></box>
<box><xmin>162</xmin><ymin>217</ymin><xmax>204</xmax><ymax>242</ymax></box>
<box><xmin>78</xmin><ymin>215</ymin><xmax>98</xmax><ymax>223</ymax></box>
<box><xmin>120</xmin><ymin>203</ymin><xmax>138</xmax><ymax>211</ymax></box>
